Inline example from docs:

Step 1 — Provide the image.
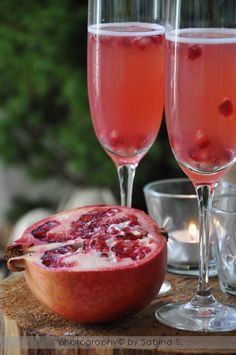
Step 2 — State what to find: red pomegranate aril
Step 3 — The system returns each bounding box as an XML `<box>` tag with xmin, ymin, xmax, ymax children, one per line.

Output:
<box><xmin>70</xmin><ymin>220</ymin><xmax>89</xmax><ymax>238</ymax></box>
<box><xmin>113</xmin><ymin>214</ymin><xmax>138</xmax><ymax>226</ymax></box>
<box><xmin>31</xmin><ymin>220</ymin><xmax>60</xmax><ymax>240</ymax></box>
<box><xmin>85</xmin><ymin>238</ymin><xmax>97</xmax><ymax>251</ymax></box>
<box><xmin>103</xmin><ymin>208</ymin><xmax>120</xmax><ymax>217</ymax></box>
<box><xmin>117</xmin><ymin>232</ymin><xmax>144</xmax><ymax>240</ymax></box>
<box><xmin>151</xmin><ymin>34</ymin><xmax>162</xmax><ymax>45</ymax></box>
<box><xmin>188</xmin><ymin>45</ymin><xmax>202</xmax><ymax>60</ymax></box>
<box><xmin>111</xmin><ymin>241</ymin><xmax>132</xmax><ymax>258</ymax></box>
<box><xmin>189</xmin><ymin>146</ymin><xmax>209</xmax><ymax>163</ymax></box>
<box><xmin>79</xmin><ymin>214</ymin><xmax>94</xmax><ymax>223</ymax></box>
<box><xmin>122</xmin><ymin>227</ymin><xmax>133</xmax><ymax>234</ymax></box>
<box><xmin>71</xmin><ymin>219</ymin><xmax>85</xmax><ymax>228</ymax></box>
<box><xmin>111</xmin><ymin>217</ymin><xmax>127</xmax><ymax>225</ymax></box>
<box><xmin>127</xmin><ymin>214</ymin><xmax>138</xmax><ymax>223</ymax></box>
<box><xmin>189</xmin><ymin>143</ymin><xmax>233</xmax><ymax>169</ymax></box>
<box><xmin>106</xmin><ymin>226</ymin><xmax>119</xmax><ymax>235</ymax></box>
<box><xmin>219</xmin><ymin>98</ymin><xmax>234</xmax><ymax>117</ymax></box>
<box><xmin>43</xmin><ymin>231</ymin><xmax>78</xmax><ymax>243</ymax></box>
<box><xmin>41</xmin><ymin>254</ymin><xmax>55</xmax><ymax>267</ymax></box>
<box><xmin>134</xmin><ymin>246</ymin><xmax>152</xmax><ymax>261</ymax></box>
<box><xmin>6</xmin><ymin>205</ymin><xmax>167</xmax><ymax>324</ymax></box>
<box><xmin>48</xmin><ymin>244</ymin><xmax>78</xmax><ymax>255</ymax></box>
<box><xmin>41</xmin><ymin>244</ymin><xmax>78</xmax><ymax>268</ymax></box>
<box><xmin>70</xmin><ymin>228</ymin><xmax>89</xmax><ymax>239</ymax></box>
<box><xmin>109</xmin><ymin>130</ymin><xmax>123</xmax><ymax>148</ymax></box>
<box><xmin>111</xmin><ymin>240</ymin><xmax>150</xmax><ymax>261</ymax></box>
<box><xmin>195</xmin><ymin>130</ymin><xmax>210</xmax><ymax>148</ymax></box>
<box><xmin>42</xmin><ymin>257</ymin><xmax>67</xmax><ymax>268</ymax></box>
<box><xmin>90</xmin><ymin>220</ymin><xmax>106</xmax><ymax>233</ymax></box>
<box><xmin>100</xmin><ymin>252</ymin><xmax>109</xmax><ymax>257</ymax></box>
<box><xmin>86</xmin><ymin>237</ymin><xmax>109</xmax><ymax>253</ymax></box>
<box><xmin>136</xmin><ymin>37</ymin><xmax>151</xmax><ymax>50</ymax></box>
<box><xmin>96</xmin><ymin>239</ymin><xmax>109</xmax><ymax>252</ymax></box>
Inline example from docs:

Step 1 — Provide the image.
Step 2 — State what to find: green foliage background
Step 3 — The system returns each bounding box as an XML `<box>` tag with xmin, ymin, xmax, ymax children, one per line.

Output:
<box><xmin>0</xmin><ymin>0</ymin><xmax>182</xmax><ymax>210</ymax></box>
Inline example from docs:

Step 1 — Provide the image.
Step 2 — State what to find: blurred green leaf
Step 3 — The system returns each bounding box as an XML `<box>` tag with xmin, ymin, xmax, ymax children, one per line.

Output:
<box><xmin>0</xmin><ymin>0</ymin><xmax>181</xmax><ymax>210</ymax></box>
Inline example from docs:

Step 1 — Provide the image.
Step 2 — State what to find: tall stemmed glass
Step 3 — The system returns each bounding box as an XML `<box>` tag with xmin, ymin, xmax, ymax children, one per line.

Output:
<box><xmin>155</xmin><ymin>0</ymin><xmax>236</xmax><ymax>331</ymax></box>
<box><xmin>87</xmin><ymin>0</ymin><xmax>165</xmax><ymax>207</ymax></box>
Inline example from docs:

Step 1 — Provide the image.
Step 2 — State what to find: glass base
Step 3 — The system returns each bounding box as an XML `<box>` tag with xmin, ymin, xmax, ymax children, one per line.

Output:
<box><xmin>167</xmin><ymin>262</ymin><xmax>217</xmax><ymax>277</ymax></box>
<box><xmin>155</xmin><ymin>300</ymin><xmax>236</xmax><ymax>332</ymax></box>
<box><xmin>220</xmin><ymin>281</ymin><xmax>236</xmax><ymax>296</ymax></box>
<box><xmin>158</xmin><ymin>280</ymin><xmax>171</xmax><ymax>296</ymax></box>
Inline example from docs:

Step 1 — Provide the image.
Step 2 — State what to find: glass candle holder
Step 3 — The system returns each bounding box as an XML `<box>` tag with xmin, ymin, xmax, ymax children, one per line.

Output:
<box><xmin>144</xmin><ymin>178</ymin><xmax>236</xmax><ymax>276</ymax></box>
<box><xmin>212</xmin><ymin>194</ymin><xmax>236</xmax><ymax>296</ymax></box>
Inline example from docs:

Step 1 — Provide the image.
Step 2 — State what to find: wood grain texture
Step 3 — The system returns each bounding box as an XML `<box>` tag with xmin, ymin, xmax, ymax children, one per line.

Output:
<box><xmin>0</xmin><ymin>273</ymin><xmax>236</xmax><ymax>354</ymax></box>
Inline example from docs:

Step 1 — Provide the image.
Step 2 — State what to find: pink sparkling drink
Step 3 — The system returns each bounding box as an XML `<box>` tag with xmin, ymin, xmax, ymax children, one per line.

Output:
<box><xmin>165</xmin><ymin>29</ymin><xmax>236</xmax><ymax>184</ymax></box>
<box><xmin>88</xmin><ymin>23</ymin><xmax>165</xmax><ymax>166</ymax></box>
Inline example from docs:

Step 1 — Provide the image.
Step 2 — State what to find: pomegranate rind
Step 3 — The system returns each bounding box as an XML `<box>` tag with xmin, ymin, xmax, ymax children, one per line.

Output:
<box><xmin>24</xmin><ymin>245</ymin><xmax>166</xmax><ymax>323</ymax></box>
<box><xmin>6</xmin><ymin>205</ymin><xmax>167</xmax><ymax>324</ymax></box>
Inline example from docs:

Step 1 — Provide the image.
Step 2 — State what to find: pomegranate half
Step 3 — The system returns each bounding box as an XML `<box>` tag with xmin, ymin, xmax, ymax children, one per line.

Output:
<box><xmin>6</xmin><ymin>205</ymin><xmax>167</xmax><ymax>324</ymax></box>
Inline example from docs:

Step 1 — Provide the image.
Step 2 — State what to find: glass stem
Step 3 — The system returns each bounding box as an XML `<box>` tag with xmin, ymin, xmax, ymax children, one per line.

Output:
<box><xmin>117</xmin><ymin>164</ymin><xmax>137</xmax><ymax>207</ymax></box>
<box><xmin>193</xmin><ymin>184</ymin><xmax>217</xmax><ymax>304</ymax></box>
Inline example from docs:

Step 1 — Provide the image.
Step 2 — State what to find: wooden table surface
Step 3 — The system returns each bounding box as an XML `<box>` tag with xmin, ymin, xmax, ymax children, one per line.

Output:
<box><xmin>1</xmin><ymin>272</ymin><xmax>236</xmax><ymax>354</ymax></box>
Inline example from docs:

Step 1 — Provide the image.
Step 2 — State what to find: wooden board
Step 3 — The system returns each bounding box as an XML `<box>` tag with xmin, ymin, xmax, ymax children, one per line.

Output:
<box><xmin>0</xmin><ymin>272</ymin><xmax>236</xmax><ymax>354</ymax></box>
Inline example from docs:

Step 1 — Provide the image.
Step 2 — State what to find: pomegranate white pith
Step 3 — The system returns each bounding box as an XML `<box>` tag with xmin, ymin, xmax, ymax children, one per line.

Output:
<box><xmin>6</xmin><ymin>205</ymin><xmax>167</xmax><ymax>324</ymax></box>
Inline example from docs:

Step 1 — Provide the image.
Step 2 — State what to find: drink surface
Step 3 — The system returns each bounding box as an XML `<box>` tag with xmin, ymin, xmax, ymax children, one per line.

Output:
<box><xmin>165</xmin><ymin>28</ymin><xmax>236</xmax><ymax>184</ymax></box>
<box><xmin>88</xmin><ymin>22</ymin><xmax>165</xmax><ymax>166</ymax></box>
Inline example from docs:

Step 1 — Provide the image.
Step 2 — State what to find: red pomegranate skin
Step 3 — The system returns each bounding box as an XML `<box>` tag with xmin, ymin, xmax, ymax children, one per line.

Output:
<box><xmin>6</xmin><ymin>205</ymin><xmax>167</xmax><ymax>324</ymax></box>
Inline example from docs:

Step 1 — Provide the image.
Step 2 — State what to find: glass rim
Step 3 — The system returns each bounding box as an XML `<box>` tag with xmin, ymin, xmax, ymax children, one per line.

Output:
<box><xmin>143</xmin><ymin>178</ymin><xmax>196</xmax><ymax>199</ymax></box>
<box><xmin>213</xmin><ymin>193</ymin><xmax>236</xmax><ymax>215</ymax></box>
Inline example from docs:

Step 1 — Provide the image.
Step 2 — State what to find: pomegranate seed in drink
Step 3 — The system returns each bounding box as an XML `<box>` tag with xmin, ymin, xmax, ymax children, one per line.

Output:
<box><xmin>219</xmin><ymin>98</ymin><xmax>234</xmax><ymax>117</ymax></box>
<box><xmin>188</xmin><ymin>44</ymin><xmax>202</xmax><ymax>60</ymax></box>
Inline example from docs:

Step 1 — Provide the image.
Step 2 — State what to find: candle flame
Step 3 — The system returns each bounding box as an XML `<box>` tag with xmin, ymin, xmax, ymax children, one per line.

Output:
<box><xmin>188</xmin><ymin>223</ymin><xmax>198</xmax><ymax>242</ymax></box>
<box><xmin>188</xmin><ymin>223</ymin><xmax>197</xmax><ymax>235</ymax></box>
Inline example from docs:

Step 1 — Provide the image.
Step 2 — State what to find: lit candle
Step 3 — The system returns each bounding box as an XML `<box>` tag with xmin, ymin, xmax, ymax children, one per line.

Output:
<box><xmin>167</xmin><ymin>223</ymin><xmax>200</xmax><ymax>266</ymax></box>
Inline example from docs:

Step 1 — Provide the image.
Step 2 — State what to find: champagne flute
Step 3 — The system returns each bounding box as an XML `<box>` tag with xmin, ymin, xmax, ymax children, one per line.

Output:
<box><xmin>87</xmin><ymin>0</ymin><xmax>165</xmax><ymax>207</ymax></box>
<box><xmin>155</xmin><ymin>0</ymin><xmax>236</xmax><ymax>331</ymax></box>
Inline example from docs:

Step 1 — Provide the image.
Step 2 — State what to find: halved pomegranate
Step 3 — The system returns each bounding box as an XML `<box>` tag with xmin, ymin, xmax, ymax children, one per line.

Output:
<box><xmin>6</xmin><ymin>205</ymin><xmax>167</xmax><ymax>324</ymax></box>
